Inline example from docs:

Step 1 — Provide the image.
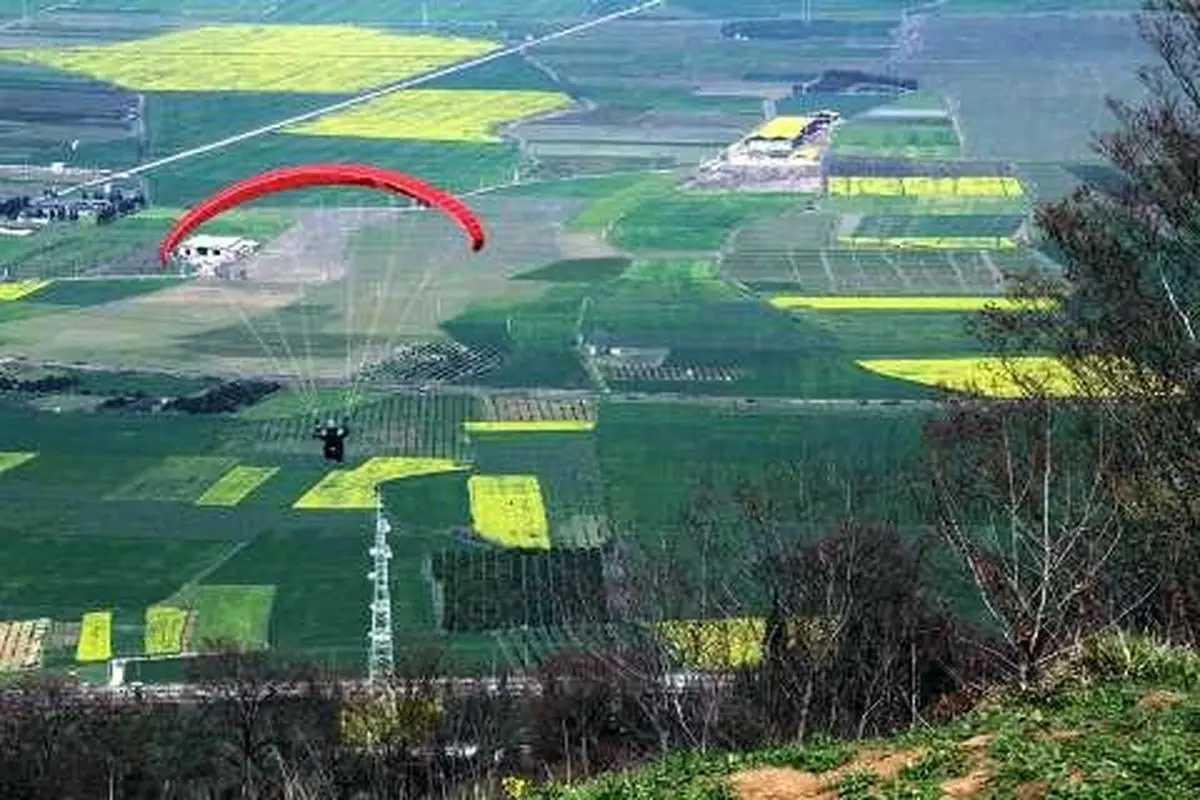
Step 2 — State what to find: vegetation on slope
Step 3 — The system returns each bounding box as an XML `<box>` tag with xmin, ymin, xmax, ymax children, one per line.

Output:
<box><xmin>525</xmin><ymin>636</ymin><xmax>1200</xmax><ymax>799</ymax></box>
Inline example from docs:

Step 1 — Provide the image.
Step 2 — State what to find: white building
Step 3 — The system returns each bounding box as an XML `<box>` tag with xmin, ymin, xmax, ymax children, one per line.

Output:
<box><xmin>176</xmin><ymin>234</ymin><xmax>260</xmax><ymax>277</ymax></box>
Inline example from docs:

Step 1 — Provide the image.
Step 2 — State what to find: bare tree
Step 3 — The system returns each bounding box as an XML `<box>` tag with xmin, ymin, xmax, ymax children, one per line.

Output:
<box><xmin>974</xmin><ymin>0</ymin><xmax>1200</xmax><ymax>644</ymax></box>
<box><xmin>923</xmin><ymin>398</ymin><xmax>1128</xmax><ymax>688</ymax></box>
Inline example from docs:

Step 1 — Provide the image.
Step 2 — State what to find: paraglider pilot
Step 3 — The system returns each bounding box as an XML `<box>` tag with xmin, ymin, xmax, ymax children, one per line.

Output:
<box><xmin>314</xmin><ymin>418</ymin><xmax>349</xmax><ymax>463</ymax></box>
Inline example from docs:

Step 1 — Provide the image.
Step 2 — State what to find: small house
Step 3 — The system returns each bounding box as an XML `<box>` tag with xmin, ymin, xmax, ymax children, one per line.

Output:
<box><xmin>176</xmin><ymin>234</ymin><xmax>260</xmax><ymax>275</ymax></box>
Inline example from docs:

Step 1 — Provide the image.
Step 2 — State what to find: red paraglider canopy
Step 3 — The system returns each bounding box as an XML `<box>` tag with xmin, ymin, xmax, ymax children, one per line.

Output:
<box><xmin>158</xmin><ymin>163</ymin><xmax>486</xmax><ymax>265</ymax></box>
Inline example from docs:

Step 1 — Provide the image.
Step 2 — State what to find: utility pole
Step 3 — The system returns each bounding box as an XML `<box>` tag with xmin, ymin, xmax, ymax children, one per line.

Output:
<box><xmin>366</xmin><ymin>490</ymin><xmax>394</xmax><ymax>682</ymax></box>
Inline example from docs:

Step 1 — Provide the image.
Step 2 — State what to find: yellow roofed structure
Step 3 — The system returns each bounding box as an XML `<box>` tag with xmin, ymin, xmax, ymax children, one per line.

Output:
<box><xmin>750</xmin><ymin>115</ymin><xmax>811</xmax><ymax>140</ymax></box>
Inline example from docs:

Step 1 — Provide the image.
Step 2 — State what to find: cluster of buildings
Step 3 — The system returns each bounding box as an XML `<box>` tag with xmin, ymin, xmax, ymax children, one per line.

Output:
<box><xmin>688</xmin><ymin>110</ymin><xmax>842</xmax><ymax>192</ymax></box>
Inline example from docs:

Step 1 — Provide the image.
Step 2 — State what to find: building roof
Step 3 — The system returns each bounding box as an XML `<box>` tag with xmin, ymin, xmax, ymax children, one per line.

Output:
<box><xmin>749</xmin><ymin>116</ymin><xmax>812</xmax><ymax>141</ymax></box>
<box><xmin>183</xmin><ymin>234</ymin><xmax>257</xmax><ymax>248</ymax></box>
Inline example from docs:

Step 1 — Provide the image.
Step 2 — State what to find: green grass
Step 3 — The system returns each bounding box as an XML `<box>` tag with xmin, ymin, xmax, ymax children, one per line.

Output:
<box><xmin>533</xmin><ymin>635</ymin><xmax>1200</xmax><ymax>799</ymax></box>
<box><xmin>853</xmin><ymin>214</ymin><xmax>1025</xmax><ymax>239</ymax></box>
<box><xmin>512</xmin><ymin>257</ymin><xmax>632</xmax><ymax>283</ymax></box>
<box><xmin>566</xmin><ymin>172</ymin><xmax>680</xmax><ymax>230</ymax></box>
<box><xmin>799</xmin><ymin>311</ymin><xmax>990</xmax><ymax>358</ymax></box>
<box><xmin>381</xmin><ymin>470</ymin><xmax>471</xmax><ymax>531</ymax></box>
<box><xmin>490</xmin><ymin>171</ymin><xmax>678</xmax><ymax>199</ymax></box>
<box><xmin>0</xmin><ymin>536</ymin><xmax>233</xmax><ymax>621</ymax></box>
<box><xmin>147</xmin><ymin>135</ymin><xmax>521</xmax><ymax>207</ymax></box>
<box><xmin>27</xmin><ymin>277</ymin><xmax>191</xmax><ymax>306</ymax></box>
<box><xmin>598</xmin><ymin>402</ymin><xmax>930</xmax><ymax>543</ymax></box>
<box><xmin>832</xmin><ymin>119</ymin><xmax>962</xmax><ymax>160</ymax></box>
<box><xmin>236</xmin><ymin>388</ymin><xmax>390</xmax><ymax>421</ymax></box>
<box><xmin>608</xmin><ymin>193</ymin><xmax>803</xmax><ymax>252</ymax></box>
<box><xmin>167</xmin><ymin>584</ymin><xmax>276</xmax><ymax>651</ymax></box>
<box><xmin>105</xmin><ymin>456</ymin><xmax>240</xmax><ymax>503</ymax></box>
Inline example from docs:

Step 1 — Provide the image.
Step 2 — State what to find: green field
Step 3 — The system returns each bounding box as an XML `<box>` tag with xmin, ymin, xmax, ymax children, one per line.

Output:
<box><xmin>832</xmin><ymin>119</ymin><xmax>962</xmax><ymax>160</ymax></box>
<box><xmin>513</xmin><ymin>257</ymin><xmax>632</xmax><ymax>283</ymax></box>
<box><xmin>852</xmin><ymin>214</ymin><xmax>1025</xmax><ymax>239</ymax></box>
<box><xmin>608</xmin><ymin>193</ymin><xmax>804</xmax><ymax>252</ymax></box>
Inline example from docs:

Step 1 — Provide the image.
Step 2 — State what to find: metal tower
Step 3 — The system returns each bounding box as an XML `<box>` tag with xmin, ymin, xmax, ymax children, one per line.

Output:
<box><xmin>366</xmin><ymin>491</ymin><xmax>395</xmax><ymax>682</ymax></box>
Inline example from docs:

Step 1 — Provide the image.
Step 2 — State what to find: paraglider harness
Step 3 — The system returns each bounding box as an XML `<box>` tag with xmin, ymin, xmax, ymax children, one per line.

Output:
<box><xmin>314</xmin><ymin>418</ymin><xmax>350</xmax><ymax>463</ymax></box>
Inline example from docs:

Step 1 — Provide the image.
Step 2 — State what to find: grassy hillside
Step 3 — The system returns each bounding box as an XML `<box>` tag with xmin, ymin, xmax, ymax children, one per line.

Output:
<box><xmin>522</xmin><ymin>636</ymin><xmax>1200</xmax><ymax>799</ymax></box>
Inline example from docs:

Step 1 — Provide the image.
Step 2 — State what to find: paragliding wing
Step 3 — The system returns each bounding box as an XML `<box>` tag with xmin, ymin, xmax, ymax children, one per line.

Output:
<box><xmin>158</xmin><ymin>163</ymin><xmax>486</xmax><ymax>265</ymax></box>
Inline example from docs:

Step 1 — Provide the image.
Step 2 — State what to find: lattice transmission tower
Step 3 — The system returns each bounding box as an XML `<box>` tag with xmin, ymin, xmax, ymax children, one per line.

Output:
<box><xmin>366</xmin><ymin>490</ymin><xmax>395</xmax><ymax>682</ymax></box>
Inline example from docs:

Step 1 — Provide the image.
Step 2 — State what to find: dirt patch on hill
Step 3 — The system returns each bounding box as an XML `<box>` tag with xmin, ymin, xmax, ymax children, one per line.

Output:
<box><xmin>730</xmin><ymin>732</ymin><xmax>1012</xmax><ymax>800</ymax></box>
<box><xmin>1138</xmin><ymin>690</ymin><xmax>1185</xmax><ymax>710</ymax></box>
<box><xmin>731</xmin><ymin>747</ymin><xmax>925</xmax><ymax>800</ymax></box>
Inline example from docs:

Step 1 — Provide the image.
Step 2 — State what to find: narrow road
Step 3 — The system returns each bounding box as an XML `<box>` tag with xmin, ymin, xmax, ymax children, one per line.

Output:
<box><xmin>54</xmin><ymin>0</ymin><xmax>664</xmax><ymax>196</ymax></box>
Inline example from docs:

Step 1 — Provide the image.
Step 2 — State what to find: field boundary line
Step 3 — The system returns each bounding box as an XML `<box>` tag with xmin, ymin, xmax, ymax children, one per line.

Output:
<box><xmin>55</xmin><ymin>0</ymin><xmax>664</xmax><ymax>196</ymax></box>
<box><xmin>164</xmin><ymin>540</ymin><xmax>252</xmax><ymax>604</ymax></box>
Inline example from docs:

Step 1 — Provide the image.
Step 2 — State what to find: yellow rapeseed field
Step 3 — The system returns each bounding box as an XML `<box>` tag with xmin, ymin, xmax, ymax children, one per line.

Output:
<box><xmin>467</xmin><ymin>474</ymin><xmax>550</xmax><ymax>549</ymax></box>
<box><xmin>463</xmin><ymin>420</ymin><xmax>596</xmax><ymax>434</ymax></box>
<box><xmin>287</xmin><ymin>89</ymin><xmax>571</xmax><ymax>142</ymax></box>
<box><xmin>857</xmin><ymin>356</ymin><xmax>1087</xmax><ymax>397</ymax></box>
<box><xmin>1</xmin><ymin>25</ymin><xmax>497</xmax><ymax>92</ymax></box>
<box><xmin>293</xmin><ymin>456</ymin><xmax>467</xmax><ymax>510</ymax></box>
<box><xmin>0</xmin><ymin>451</ymin><xmax>37</xmax><ymax>476</ymax></box>
<box><xmin>144</xmin><ymin>606</ymin><xmax>188</xmax><ymax>656</ymax></box>
<box><xmin>0</xmin><ymin>280</ymin><xmax>50</xmax><ymax>301</ymax></box>
<box><xmin>768</xmin><ymin>296</ymin><xmax>1055</xmax><ymax>312</ymax></box>
<box><xmin>196</xmin><ymin>465</ymin><xmax>279</xmax><ymax>506</ymax></box>
<box><xmin>859</xmin><ymin>356</ymin><xmax>1176</xmax><ymax>398</ymax></box>
<box><xmin>839</xmin><ymin>235</ymin><xmax>1017</xmax><ymax>249</ymax></box>
<box><xmin>827</xmin><ymin>176</ymin><xmax>1023</xmax><ymax>197</ymax></box>
<box><xmin>76</xmin><ymin>610</ymin><xmax>112</xmax><ymax>663</ymax></box>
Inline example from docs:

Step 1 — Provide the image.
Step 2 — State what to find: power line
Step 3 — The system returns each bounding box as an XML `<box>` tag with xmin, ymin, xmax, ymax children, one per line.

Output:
<box><xmin>54</xmin><ymin>0</ymin><xmax>664</xmax><ymax>197</ymax></box>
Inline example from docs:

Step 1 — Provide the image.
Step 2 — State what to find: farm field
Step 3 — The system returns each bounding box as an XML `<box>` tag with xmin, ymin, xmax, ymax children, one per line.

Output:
<box><xmin>0</xmin><ymin>0</ymin><xmax>1137</xmax><ymax>686</ymax></box>
<box><xmin>0</xmin><ymin>197</ymin><xmax>572</xmax><ymax>376</ymax></box>
<box><xmin>831</xmin><ymin>118</ymin><xmax>961</xmax><ymax>160</ymax></box>
<box><xmin>57</xmin><ymin>0</ymin><xmax>603</xmax><ymax>24</ymax></box>
<box><xmin>2</xmin><ymin>25</ymin><xmax>499</xmax><ymax>93</ymax></box>
<box><xmin>286</xmin><ymin>89</ymin><xmax>573</xmax><ymax>142</ymax></box>
<box><xmin>0</xmin><ymin>380</ymin><xmax>958</xmax><ymax>676</ymax></box>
